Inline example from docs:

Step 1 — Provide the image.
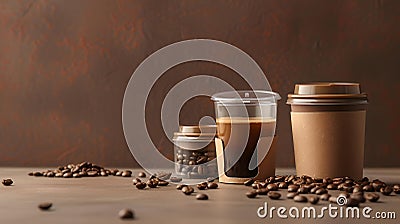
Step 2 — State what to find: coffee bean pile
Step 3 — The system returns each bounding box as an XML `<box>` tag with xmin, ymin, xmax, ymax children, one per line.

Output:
<box><xmin>27</xmin><ymin>162</ymin><xmax>132</xmax><ymax>178</ymax></box>
<box><xmin>2</xmin><ymin>178</ymin><xmax>13</xmax><ymax>186</ymax></box>
<box><xmin>175</xmin><ymin>149</ymin><xmax>218</xmax><ymax>178</ymax></box>
<box><xmin>132</xmin><ymin>172</ymin><xmax>171</xmax><ymax>190</ymax></box>
<box><xmin>245</xmin><ymin>175</ymin><xmax>400</xmax><ymax>207</ymax></box>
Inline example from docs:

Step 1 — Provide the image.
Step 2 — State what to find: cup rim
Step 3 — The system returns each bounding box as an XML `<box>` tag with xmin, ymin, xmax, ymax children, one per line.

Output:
<box><xmin>211</xmin><ymin>90</ymin><xmax>281</xmax><ymax>103</ymax></box>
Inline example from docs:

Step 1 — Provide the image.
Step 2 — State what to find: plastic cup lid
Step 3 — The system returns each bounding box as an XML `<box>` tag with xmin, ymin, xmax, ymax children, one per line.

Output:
<box><xmin>211</xmin><ymin>90</ymin><xmax>281</xmax><ymax>104</ymax></box>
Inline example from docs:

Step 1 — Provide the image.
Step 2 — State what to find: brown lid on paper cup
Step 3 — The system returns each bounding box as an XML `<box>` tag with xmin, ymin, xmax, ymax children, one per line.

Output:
<box><xmin>287</xmin><ymin>82</ymin><xmax>368</xmax><ymax>105</ymax></box>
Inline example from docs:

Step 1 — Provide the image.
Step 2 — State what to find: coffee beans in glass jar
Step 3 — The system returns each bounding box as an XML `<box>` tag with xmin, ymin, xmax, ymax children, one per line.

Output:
<box><xmin>173</xmin><ymin>126</ymin><xmax>218</xmax><ymax>179</ymax></box>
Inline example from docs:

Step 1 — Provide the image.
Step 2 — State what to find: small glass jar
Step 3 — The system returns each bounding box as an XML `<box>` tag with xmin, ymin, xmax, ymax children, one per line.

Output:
<box><xmin>173</xmin><ymin>125</ymin><xmax>217</xmax><ymax>178</ymax></box>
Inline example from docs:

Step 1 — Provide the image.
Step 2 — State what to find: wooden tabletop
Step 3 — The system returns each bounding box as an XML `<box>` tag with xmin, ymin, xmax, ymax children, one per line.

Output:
<box><xmin>0</xmin><ymin>168</ymin><xmax>399</xmax><ymax>224</ymax></box>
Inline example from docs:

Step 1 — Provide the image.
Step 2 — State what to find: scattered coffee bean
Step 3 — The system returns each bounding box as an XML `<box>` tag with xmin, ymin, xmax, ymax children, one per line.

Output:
<box><xmin>286</xmin><ymin>192</ymin><xmax>298</xmax><ymax>199</ymax></box>
<box><xmin>326</xmin><ymin>184</ymin><xmax>338</xmax><ymax>190</ymax></box>
<box><xmin>246</xmin><ymin>191</ymin><xmax>258</xmax><ymax>198</ymax></box>
<box><xmin>138</xmin><ymin>172</ymin><xmax>146</xmax><ymax>178</ymax></box>
<box><xmin>244</xmin><ymin>178</ymin><xmax>255</xmax><ymax>186</ymax></box>
<box><xmin>132</xmin><ymin>178</ymin><xmax>141</xmax><ymax>185</ymax></box>
<box><xmin>278</xmin><ymin>182</ymin><xmax>288</xmax><ymax>189</ymax></box>
<box><xmin>267</xmin><ymin>183</ymin><xmax>278</xmax><ymax>191</ymax></box>
<box><xmin>351</xmin><ymin>192</ymin><xmax>366</xmax><ymax>203</ymax></box>
<box><xmin>393</xmin><ymin>184</ymin><xmax>400</xmax><ymax>194</ymax></box>
<box><xmin>288</xmin><ymin>184</ymin><xmax>299</xmax><ymax>192</ymax></box>
<box><xmin>365</xmin><ymin>193</ymin><xmax>380</xmax><ymax>202</ymax></box>
<box><xmin>267</xmin><ymin>191</ymin><xmax>281</xmax><ymax>200</ymax></box>
<box><xmin>197</xmin><ymin>182</ymin><xmax>208</xmax><ymax>190</ymax></box>
<box><xmin>207</xmin><ymin>182</ymin><xmax>218</xmax><ymax>189</ymax></box>
<box><xmin>176</xmin><ymin>184</ymin><xmax>187</xmax><ymax>190</ymax></box>
<box><xmin>147</xmin><ymin>179</ymin><xmax>158</xmax><ymax>188</ymax></box>
<box><xmin>182</xmin><ymin>186</ymin><xmax>194</xmax><ymax>195</ymax></box>
<box><xmin>363</xmin><ymin>185</ymin><xmax>374</xmax><ymax>192</ymax></box>
<box><xmin>135</xmin><ymin>182</ymin><xmax>147</xmax><ymax>190</ymax></box>
<box><xmin>121</xmin><ymin>171</ymin><xmax>132</xmax><ymax>177</ymax></box>
<box><xmin>308</xmin><ymin>196</ymin><xmax>319</xmax><ymax>204</ymax></box>
<box><xmin>118</xmin><ymin>209</ymin><xmax>134</xmax><ymax>219</ymax></box>
<box><xmin>196</xmin><ymin>193</ymin><xmax>208</xmax><ymax>200</ymax></box>
<box><xmin>352</xmin><ymin>186</ymin><xmax>363</xmax><ymax>193</ymax></box>
<box><xmin>38</xmin><ymin>202</ymin><xmax>52</xmax><ymax>210</ymax></box>
<box><xmin>297</xmin><ymin>187</ymin><xmax>309</xmax><ymax>194</ymax></box>
<box><xmin>346</xmin><ymin>198</ymin><xmax>360</xmax><ymax>207</ymax></box>
<box><xmin>329</xmin><ymin>196</ymin><xmax>338</xmax><ymax>204</ymax></box>
<box><xmin>2</xmin><ymin>178</ymin><xmax>13</xmax><ymax>186</ymax></box>
<box><xmin>320</xmin><ymin>193</ymin><xmax>331</xmax><ymax>201</ymax></box>
<box><xmin>315</xmin><ymin>188</ymin><xmax>327</xmax><ymax>195</ymax></box>
<box><xmin>255</xmin><ymin>188</ymin><xmax>269</xmax><ymax>195</ymax></box>
<box><xmin>293</xmin><ymin>195</ymin><xmax>307</xmax><ymax>202</ymax></box>
<box><xmin>379</xmin><ymin>185</ymin><xmax>393</xmax><ymax>196</ymax></box>
<box><xmin>170</xmin><ymin>177</ymin><xmax>182</xmax><ymax>183</ymax></box>
<box><xmin>157</xmin><ymin>180</ymin><xmax>169</xmax><ymax>186</ymax></box>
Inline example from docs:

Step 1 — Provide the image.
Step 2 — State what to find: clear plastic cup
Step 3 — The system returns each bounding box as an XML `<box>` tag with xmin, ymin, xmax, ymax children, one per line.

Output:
<box><xmin>211</xmin><ymin>90</ymin><xmax>280</xmax><ymax>183</ymax></box>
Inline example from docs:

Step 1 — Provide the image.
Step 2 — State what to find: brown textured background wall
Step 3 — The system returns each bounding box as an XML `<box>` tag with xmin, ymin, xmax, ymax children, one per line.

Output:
<box><xmin>0</xmin><ymin>0</ymin><xmax>399</xmax><ymax>167</ymax></box>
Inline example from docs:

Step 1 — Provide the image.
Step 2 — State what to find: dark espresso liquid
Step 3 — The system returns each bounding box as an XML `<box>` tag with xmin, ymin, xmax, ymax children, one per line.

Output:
<box><xmin>216</xmin><ymin>118</ymin><xmax>275</xmax><ymax>178</ymax></box>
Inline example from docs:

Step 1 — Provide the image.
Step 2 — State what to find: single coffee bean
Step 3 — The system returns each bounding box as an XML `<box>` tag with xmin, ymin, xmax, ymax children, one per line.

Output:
<box><xmin>33</xmin><ymin>172</ymin><xmax>43</xmax><ymax>177</ymax></box>
<box><xmin>196</xmin><ymin>193</ymin><xmax>208</xmax><ymax>200</ymax></box>
<box><xmin>176</xmin><ymin>184</ymin><xmax>187</xmax><ymax>190</ymax></box>
<box><xmin>132</xmin><ymin>178</ymin><xmax>141</xmax><ymax>185</ymax></box>
<box><xmin>158</xmin><ymin>180</ymin><xmax>169</xmax><ymax>186</ymax></box>
<box><xmin>278</xmin><ymin>182</ymin><xmax>288</xmax><ymax>189</ymax></box>
<box><xmin>372</xmin><ymin>181</ymin><xmax>385</xmax><ymax>192</ymax></box>
<box><xmin>286</xmin><ymin>192</ymin><xmax>298</xmax><ymax>199</ymax></box>
<box><xmin>115</xmin><ymin>171</ymin><xmax>122</xmax><ymax>176</ymax></box>
<box><xmin>55</xmin><ymin>173</ymin><xmax>63</xmax><ymax>177</ymax></box>
<box><xmin>308</xmin><ymin>196</ymin><xmax>319</xmax><ymax>204</ymax></box>
<box><xmin>135</xmin><ymin>182</ymin><xmax>147</xmax><ymax>189</ymax></box>
<box><xmin>28</xmin><ymin>172</ymin><xmax>34</xmax><ymax>176</ymax></box>
<box><xmin>320</xmin><ymin>193</ymin><xmax>331</xmax><ymax>201</ymax></box>
<box><xmin>288</xmin><ymin>184</ymin><xmax>299</xmax><ymax>192</ymax></box>
<box><xmin>182</xmin><ymin>186</ymin><xmax>194</xmax><ymax>195</ymax></box>
<box><xmin>363</xmin><ymin>185</ymin><xmax>374</xmax><ymax>192</ymax></box>
<box><xmin>346</xmin><ymin>198</ymin><xmax>360</xmax><ymax>207</ymax></box>
<box><xmin>329</xmin><ymin>196</ymin><xmax>338</xmax><ymax>204</ymax></box>
<box><xmin>118</xmin><ymin>209</ymin><xmax>134</xmax><ymax>219</ymax></box>
<box><xmin>352</xmin><ymin>186</ymin><xmax>363</xmax><ymax>193</ymax></box>
<box><xmin>197</xmin><ymin>182</ymin><xmax>208</xmax><ymax>190</ymax></box>
<box><xmin>138</xmin><ymin>172</ymin><xmax>146</xmax><ymax>178</ymax></box>
<box><xmin>255</xmin><ymin>188</ymin><xmax>269</xmax><ymax>195</ymax></box>
<box><xmin>2</xmin><ymin>178</ymin><xmax>13</xmax><ymax>186</ymax></box>
<box><xmin>267</xmin><ymin>183</ymin><xmax>278</xmax><ymax>191</ymax></box>
<box><xmin>315</xmin><ymin>188</ymin><xmax>328</xmax><ymax>195</ymax></box>
<box><xmin>87</xmin><ymin>171</ymin><xmax>98</xmax><ymax>177</ymax></box>
<box><xmin>293</xmin><ymin>195</ymin><xmax>307</xmax><ymax>203</ymax></box>
<box><xmin>63</xmin><ymin>172</ymin><xmax>73</xmax><ymax>178</ymax></box>
<box><xmin>170</xmin><ymin>177</ymin><xmax>182</xmax><ymax>183</ymax></box>
<box><xmin>380</xmin><ymin>186</ymin><xmax>393</xmax><ymax>196</ymax></box>
<box><xmin>121</xmin><ymin>171</ymin><xmax>132</xmax><ymax>177</ymax></box>
<box><xmin>72</xmin><ymin>173</ymin><xmax>81</xmax><ymax>178</ymax></box>
<box><xmin>393</xmin><ymin>184</ymin><xmax>400</xmax><ymax>194</ymax></box>
<box><xmin>246</xmin><ymin>191</ymin><xmax>258</xmax><ymax>198</ymax></box>
<box><xmin>207</xmin><ymin>182</ymin><xmax>218</xmax><ymax>189</ymax></box>
<box><xmin>244</xmin><ymin>178</ymin><xmax>255</xmax><ymax>186</ymax></box>
<box><xmin>297</xmin><ymin>187</ymin><xmax>309</xmax><ymax>194</ymax></box>
<box><xmin>310</xmin><ymin>187</ymin><xmax>319</xmax><ymax>194</ymax></box>
<box><xmin>365</xmin><ymin>193</ymin><xmax>380</xmax><ymax>202</ymax></box>
<box><xmin>38</xmin><ymin>202</ymin><xmax>52</xmax><ymax>210</ymax></box>
<box><xmin>351</xmin><ymin>192</ymin><xmax>366</xmax><ymax>203</ymax></box>
<box><xmin>326</xmin><ymin>184</ymin><xmax>338</xmax><ymax>190</ymax></box>
<box><xmin>267</xmin><ymin>191</ymin><xmax>281</xmax><ymax>200</ymax></box>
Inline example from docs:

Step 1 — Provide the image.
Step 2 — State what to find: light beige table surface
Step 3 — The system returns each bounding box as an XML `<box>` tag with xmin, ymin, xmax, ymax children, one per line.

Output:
<box><xmin>0</xmin><ymin>168</ymin><xmax>399</xmax><ymax>224</ymax></box>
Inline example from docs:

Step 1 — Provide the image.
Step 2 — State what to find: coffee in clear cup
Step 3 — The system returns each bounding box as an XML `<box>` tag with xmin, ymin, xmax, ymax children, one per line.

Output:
<box><xmin>211</xmin><ymin>90</ymin><xmax>280</xmax><ymax>184</ymax></box>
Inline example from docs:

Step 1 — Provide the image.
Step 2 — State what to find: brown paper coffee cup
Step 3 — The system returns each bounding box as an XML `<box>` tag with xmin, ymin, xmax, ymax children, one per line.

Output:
<box><xmin>287</xmin><ymin>83</ymin><xmax>368</xmax><ymax>180</ymax></box>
